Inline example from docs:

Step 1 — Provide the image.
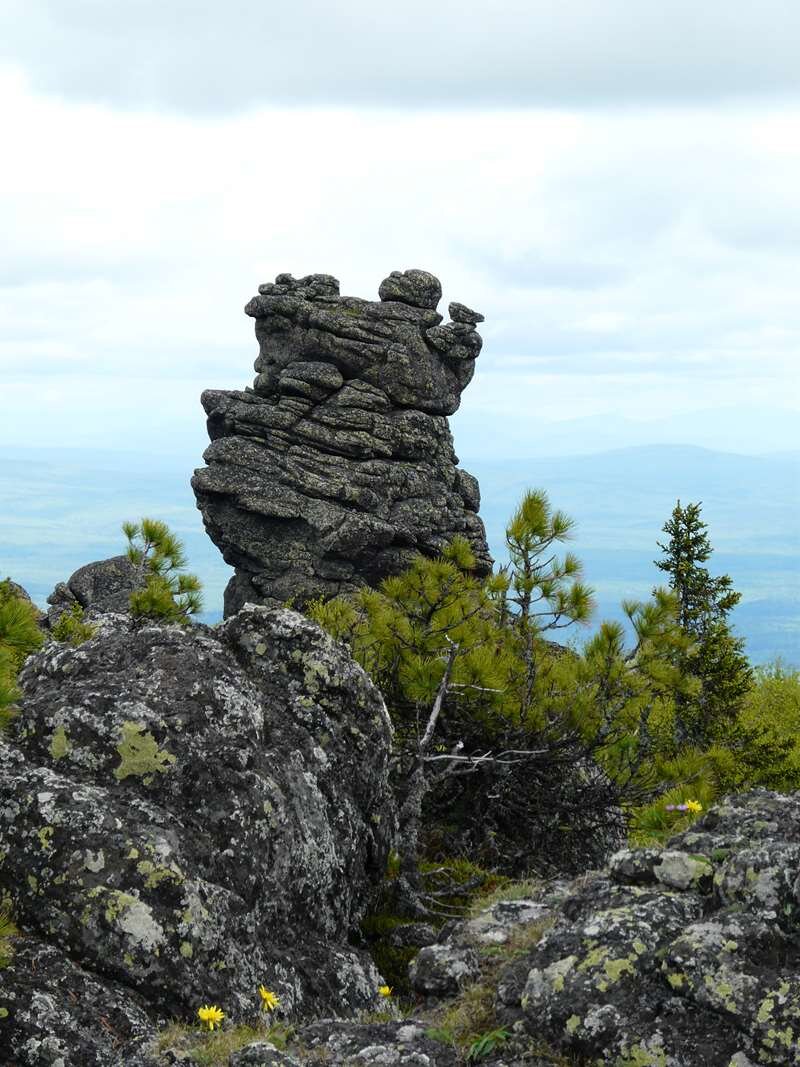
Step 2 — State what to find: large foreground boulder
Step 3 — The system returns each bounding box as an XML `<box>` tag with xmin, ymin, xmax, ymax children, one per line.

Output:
<box><xmin>0</xmin><ymin>607</ymin><xmax>395</xmax><ymax>1064</ymax></box>
<box><xmin>490</xmin><ymin>790</ymin><xmax>800</xmax><ymax>1065</ymax></box>
<box><xmin>192</xmin><ymin>270</ymin><xmax>492</xmax><ymax>616</ymax></box>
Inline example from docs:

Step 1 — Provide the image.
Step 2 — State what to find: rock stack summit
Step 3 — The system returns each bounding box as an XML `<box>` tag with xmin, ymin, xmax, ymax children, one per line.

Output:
<box><xmin>192</xmin><ymin>269</ymin><xmax>492</xmax><ymax>616</ymax></box>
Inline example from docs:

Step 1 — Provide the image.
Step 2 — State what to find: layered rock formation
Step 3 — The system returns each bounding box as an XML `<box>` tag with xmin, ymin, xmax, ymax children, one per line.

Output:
<box><xmin>0</xmin><ymin>607</ymin><xmax>395</xmax><ymax>1064</ymax></box>
<box><xmin>192</xmin><ymin>269</ymin><xmax>492</xmax><ymax>616</ymax></box>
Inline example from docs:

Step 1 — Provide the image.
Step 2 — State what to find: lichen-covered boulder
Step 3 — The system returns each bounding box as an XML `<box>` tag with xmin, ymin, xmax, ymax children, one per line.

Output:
<box><xmin>494</xmin><ymin>790</ymin><xmax>800</xmax><ymax>1066</ymax></box>
<box><xmin>295</xmin><ymin>1019</ymin><xmax>462</xmax><ymax>1065</ymax></box>
<box><xmin>191</xmin><ymin>270</ymin><xmax>492</xmax><ymax>616</ymax></box>
<box><xmin>0</xmin><ymin>606</ymin><xmax>396</xmax><ymax>1065</ymax></box>
<box><xmin>0</xmin><ymin>937</ymin><xmax>159</xmax><ymax>1066</ymax></box>
<box><xmin>409</xmin><ymin>943</ymin><xmax>481</xmax><ymax>997</ymax></box>
<box><xmin>46</xmin><ymin>554</ymin><xmax>143</xmax><ymax>623</ymax></box>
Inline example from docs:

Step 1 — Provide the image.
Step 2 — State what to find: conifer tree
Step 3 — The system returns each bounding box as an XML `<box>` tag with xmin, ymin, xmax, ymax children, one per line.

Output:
<box><xmin>123</xmin><ymin>519</ymin><xmax>203</xmax><ymax>624</ymax></box>
<box><xmin>500</xmin><ymin>488</ymin><xmax>595</xmax><ymax>717</ymax></box>
<box><xmin>654</xmin><ymin>500</ymin><xmax>752</xmax><ymax>745</ymax></box>
<box><xmin>311</xmin><ymin>492</ymin><xmax>695</xmax><ymax>904</ymax></box>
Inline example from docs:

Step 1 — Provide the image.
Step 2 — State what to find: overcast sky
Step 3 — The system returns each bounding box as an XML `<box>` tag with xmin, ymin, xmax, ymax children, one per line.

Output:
<box><xmin>1</xmin><ymin>1</ymin><xmax>799</xmax><ymax>462</ymax></box>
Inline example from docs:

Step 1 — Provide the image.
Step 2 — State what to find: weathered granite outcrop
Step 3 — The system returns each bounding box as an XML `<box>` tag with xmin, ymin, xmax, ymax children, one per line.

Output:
<box><xmin>243</xmin><ymin>791</ymin><xmax>799</xmax><ymax>1067</ymax></box>
<box><xmin>0</xmin><ymin>607</ymin><xmax>395</xmax><ymax>1065</ymax></box>
<box><xmin>486</xmin><ymin>790</ymin><xmax>800</xmax><ymax>1065</ymax></box>
<box><xmin>192</xmin><ymin>270</ymin><xmax>492</xmax><ymax>616</ymax></box>
<box><xmin>46</xmin><ymin>554</ymin><xmax>143</xmax><ymax>624</ymax></box>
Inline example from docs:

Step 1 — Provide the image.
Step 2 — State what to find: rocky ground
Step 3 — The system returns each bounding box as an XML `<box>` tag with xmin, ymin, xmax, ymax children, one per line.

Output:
<box><xmin>0</xmin><ymin>605</ymin><xmax>395</xmax><ymax>1064</ymax></box>
<box><xmin>2</xmin><ymin>580</ymin><xmax>800</xmax><ymax>1065</ymax></box>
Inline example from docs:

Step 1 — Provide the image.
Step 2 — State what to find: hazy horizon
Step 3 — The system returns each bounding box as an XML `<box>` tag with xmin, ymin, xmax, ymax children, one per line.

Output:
<box><xmin>1</xmin><ymin>3</ymin><xmax>797</xmax><ymax>666</ymax></box>
<box><xmin>2</xmin><ymin>440</ymin><xmax>797</xmax><ymax>667</ymax></box>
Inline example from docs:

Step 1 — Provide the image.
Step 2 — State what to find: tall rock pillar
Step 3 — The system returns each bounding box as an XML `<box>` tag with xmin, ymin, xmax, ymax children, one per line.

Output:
<box><xmin>192</xmin><ymin>269</ymin><xmax>492</xmax><ymax>616</ymax></box>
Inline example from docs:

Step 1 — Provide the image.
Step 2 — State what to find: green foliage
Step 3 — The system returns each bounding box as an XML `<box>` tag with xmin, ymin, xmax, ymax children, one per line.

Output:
<box><xmin>157</xmin><ymin>1022</ymin><xmax>295</xmax><ymax>1066</ymax></box>
<box><xmin>0</xmin><ymin>580</ymin><xmax>43</xmax><ymax>672</ymax></box>
<box><xmin>467</xmin><ymin>1028</ymin><xmax>510</xmax><ymax>1062</ymax></box>
<box><xmin>51</xmin><ymin>602</ymin><xmax>96</xmax><ymax>646</ymax></box>
<box><xmin>627</xmin><ymin>747</ymin><xmax>715</xmax><ymax>846</ymax></box>
<box><xmin>563</xmin><ymin>589</ymin><xmax>697</xmax><ymax>790</ymax></box>
<box><xmin>123</xmin><ymin>518</ymin><xmax>203</xmax><ymax>623</ymax></box>
<box><xmin>0</xmin><ymin>648</ymin><xmax>20</xmax><ymax>736</ymax></box>
<box><xmin>425</xmin><ymin>1026</ymin><xmax>457</xmax><ymax>1047</ymax></box>
<box><xmin>0</xmin><ymin>579</ymin><xmax>43</xmax><ymax>735</ymax></box>
<box><xmin>502</xmin><ymin>489</ymin><xmax>594</xmax><ymax>633</ymax></box>
<box><xmin>626</xmin><ymin>661</ymin><xmax>800</xmax><ymax>844</ymax></box>
<box><xmin>311</xmin><ymin>491</ymin><xmax>704</xmax><ymax>889</ymax></box>
<box><xmin>654</xmin><ymin>500</ymin><xmax>752</xmax><ymax>746</ymax></box>
<box><xmin>500</xmin><ymin>489</ymin><xmax>594</xmax><ymax>718</ymax></box>
<box><xmin>705</xmin><ymin>659</ymin><xmax>800</xmax><ymax>793</ymax></box>
<box><xmin>309</xmin><ymin>536</ymin><xmax>517</xmax><ymax>730</ymax></box>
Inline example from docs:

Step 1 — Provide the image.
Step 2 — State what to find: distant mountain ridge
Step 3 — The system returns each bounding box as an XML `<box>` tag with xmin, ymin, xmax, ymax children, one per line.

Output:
<box><xmin>451</xmin><ymin>405</ymin><xmax>800</xmax><ymax>459</ymax></box>
<box><xmin>1</xmin><ymin>444</ymin><xmax>797</xmax><ymax>665</ymax></box>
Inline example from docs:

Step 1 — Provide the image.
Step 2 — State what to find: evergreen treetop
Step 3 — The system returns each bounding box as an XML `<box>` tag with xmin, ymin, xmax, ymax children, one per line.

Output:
<box><xmin>655</xmin><ymin>500</ymin><xmax>741</xmax><ymax>635</ymax></box>
<box><xmin>654</xmin><ymin>500</ymin><xmax>752</xmax><ymax>747</ymax></box>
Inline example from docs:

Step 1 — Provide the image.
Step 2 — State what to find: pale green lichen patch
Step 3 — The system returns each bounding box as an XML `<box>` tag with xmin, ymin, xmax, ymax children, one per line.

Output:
<box><xmin>654</xmin><ymin>852</ymin><xmax>713</xmax><ymax>891</ymax></box>
<box><xmin>577</xmin><ymin>945</ymin><xmax>611</xmax><ymax>972</ymax></box>
<box><xmin>49</xmin><ymin>725</ymin><xmax>72</xmax><ymax>760</ymax></box>
<box><xmin>666</xmin><ymin>971</ymin><xmax>685</xmax><ymax>989</ymax></box>
<box><xmin>37</xmin><ymin>826</ymin><xmax>54</xmax><ymax>852</ymax></box>
<box><xmin>618</xmin><ymin>1041</ymin><xmax>667</xmax><ymax>1066</ymax></box>
<box><xmin>565</xmin><ymin>1014</ymin><xmax>581</xmax><ymax>1034</ymax></box>
<box><xmin>549</xmin><ymin>955</ymin><xmax>577</xmax><ymax>992</ymax></box>
<box><xmin>136</xmin><ymin>859</ymin><xmax>184</xmax><ymax>890</ymax></box>
<box><xmin>114</xmin><ymin>721</ymin><xmax>176</xmax><ymax>782</ymax></box>
<box><xmin>179</xmin><ymin>940</ymin><xmax>193</xmax><ymax>958</ymax></box>
<box><xmin>88</xmin><ymin>887</ymin><xmax>166</xmax><ymax>951</ymax></box>
<box><xmin>604</xmin><ymin>956</ymin><xmax>636</xmax><ymax>983</ymax></box>
<box><xmin>757</xmin><ymin>996</ymin><xmax>775</xmax><ymax>1024</ymax></box>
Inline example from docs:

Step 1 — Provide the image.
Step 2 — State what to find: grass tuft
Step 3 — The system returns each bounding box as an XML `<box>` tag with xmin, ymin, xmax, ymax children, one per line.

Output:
<box><xmin>156</xmin><ymin>1021</ymin><xmax>295</xmax><ymax>1066</ymax></box>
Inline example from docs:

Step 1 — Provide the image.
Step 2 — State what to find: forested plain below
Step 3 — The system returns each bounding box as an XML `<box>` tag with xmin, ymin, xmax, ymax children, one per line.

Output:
<box><xmin>1</xmin><ymin>443</ymin><xmax>797</xmax><ymax>664</ymax></box>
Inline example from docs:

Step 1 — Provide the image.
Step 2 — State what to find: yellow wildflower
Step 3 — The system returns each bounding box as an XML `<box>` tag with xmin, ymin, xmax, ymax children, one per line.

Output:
<box><xmin>685</xmin><ymin>799</ymin><xmax>703</xmax><ymax>813</ymax></box>
<box><xmin>258</xmin><ymin>985</ymin><xmax>279</xmax><ymax>1012</ymax></box>
<box><xmin>378</xmin><ymin>985</ymin><xmax>393</xmax><ymax>997</ymax></box>
<box><xmin>197</xmin><ymin>1004</ymin><xmax>224</xmax><ymax>1031</ymax></box>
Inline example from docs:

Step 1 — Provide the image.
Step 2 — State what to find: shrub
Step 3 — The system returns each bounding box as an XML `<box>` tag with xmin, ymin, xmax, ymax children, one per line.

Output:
<box><xmin>123</xmin><ymin>518</ymin><xmax>203</xmax><ymax>624</ymax></box>
<box><xmin>0</xmin><ymin>579</ymin><xmax>43</xmax><ymax>735</ymax></box>
<box><xmin>51</xmin><ymin>602</ymin><xmax>96</xmax><ymax>646</ymax></box>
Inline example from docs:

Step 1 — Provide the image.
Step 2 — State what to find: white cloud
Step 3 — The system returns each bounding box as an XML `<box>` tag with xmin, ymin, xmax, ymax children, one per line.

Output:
<box><xmin>0</xmin><ymin>71</ymin><xmax>798</xmax><ymax>459</ymax></box>
<box><xmin>2</xmin><ymin>1</ymin><xmax>800</xmax><ymax>113</ymax></box>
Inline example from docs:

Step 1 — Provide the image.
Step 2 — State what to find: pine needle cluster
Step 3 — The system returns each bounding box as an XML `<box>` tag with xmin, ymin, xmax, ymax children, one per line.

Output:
<box><xmin>123</xmin><ymin>518</ymin><xmax>203</xmax><ymax>624</ymax></box>
<box><xmin>0</xmin><ymin>579</ymin><xmax>43</xmax><ymax>735</ymax></box>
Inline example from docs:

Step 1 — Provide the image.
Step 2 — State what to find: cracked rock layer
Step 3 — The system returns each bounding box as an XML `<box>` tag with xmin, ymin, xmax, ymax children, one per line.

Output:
<box><xmin>191</xmin><ymin>269</ymin><xmax>492</xmax><ymax>616</ymax></box>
